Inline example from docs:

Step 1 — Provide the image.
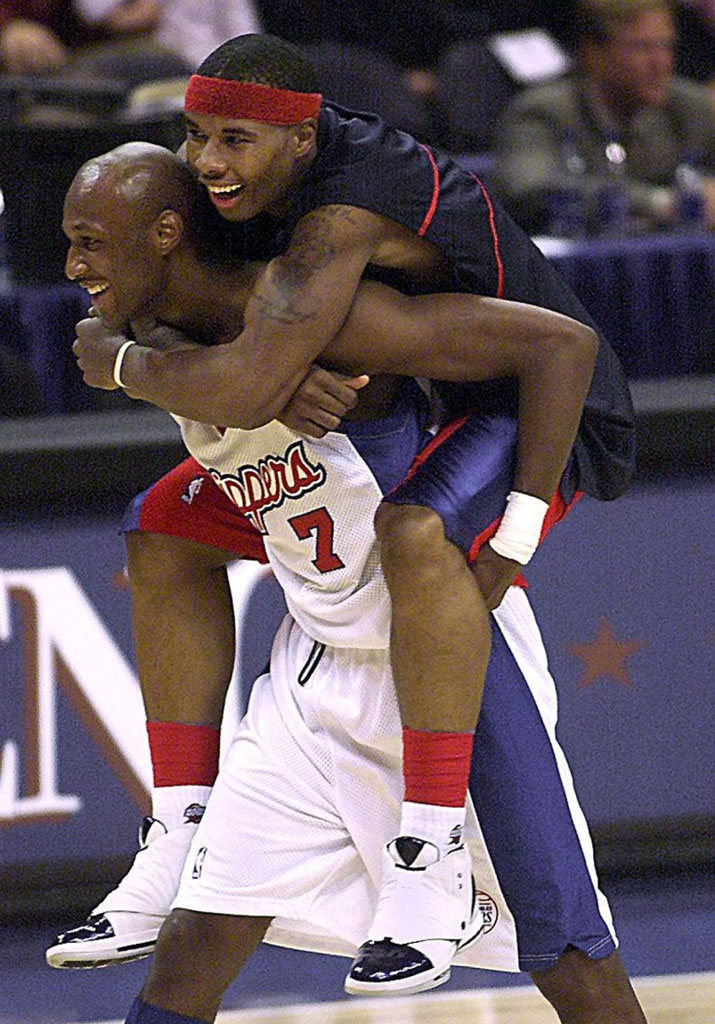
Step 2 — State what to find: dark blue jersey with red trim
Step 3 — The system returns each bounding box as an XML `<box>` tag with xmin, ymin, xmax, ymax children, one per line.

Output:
<box><xmin>229</xmin><ymin>103</ymin><xmax>636</xmax><ymax>501</ymax></box>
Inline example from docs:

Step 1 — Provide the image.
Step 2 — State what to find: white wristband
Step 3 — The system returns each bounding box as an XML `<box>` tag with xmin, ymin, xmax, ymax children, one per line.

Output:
<box><xmin>488</xmin><ymin>491</ymin><xmax>550</xmax><ymax>565</ymax></box>
<box><xmin>112</xmin><ymin>339</ymin><xmax>136</xmax><ymax>388</ymax></box>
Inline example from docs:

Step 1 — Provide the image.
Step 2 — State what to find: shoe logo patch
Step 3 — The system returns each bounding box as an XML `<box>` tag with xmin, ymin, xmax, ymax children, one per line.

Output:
<box><xmin>139</xmin><ymin>815</ymin><xmax>166</xmax><ymax>846</ymax></box>
<box><xmin>183</xmin><ymin>802</ymin><xmax>206</xmax><ymax>825</ymax></box>
<box><xmin>192</xmin><ymin>846</ymin><xmax>208</xmax><ymax>879</ymax></box>
<box><xmin>181</xmin><ymin>476</ymin><xmax>204</xmax><ymax>505</ymax></box>
<box><xmin>394</xmin><ymin>836</ymin><xmax>427</xmax><ymax>867</ymax></box>
<box><xmin>449</xmin><ymin>824</ymin><xmax>463</xmax><ymax>846</ymax></box>
<box><xmin>476</xmin><ymin>890</ymin><xmax>498</xmax><ymax>934</ymax></box>
<box><xmin>57</xmin><ymin>913</ymin><xmax>115</xmax><ymax>945</ymax></box>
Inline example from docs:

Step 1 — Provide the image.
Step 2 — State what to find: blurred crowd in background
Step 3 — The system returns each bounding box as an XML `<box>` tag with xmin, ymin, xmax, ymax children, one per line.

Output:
<box><xmin>0</xmin><ymin>0</ymin><xmax>713</xmax><ymax>416</ymax></box>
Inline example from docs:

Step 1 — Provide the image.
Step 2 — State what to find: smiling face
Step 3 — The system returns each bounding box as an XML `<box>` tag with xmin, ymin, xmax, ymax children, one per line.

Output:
<box><xmin>63</xmin><ymin>166</ymin><xmax>172</xmax><ymax>331</ymax></box>
<box><xmin>184</xmin><ymin>112</ymin><xmax>316</xmax><ymax>222</ymax></box>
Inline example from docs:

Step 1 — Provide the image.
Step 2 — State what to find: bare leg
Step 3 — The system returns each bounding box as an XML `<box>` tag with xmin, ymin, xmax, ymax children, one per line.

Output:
<box><xmin>374</xmin><ymin>503</ymin><xmax>491</xmax><ymax>732</ymax></box>
<box><xmin>140</xmin><ymin>909</ymin><xmax>271</xmax><ymax>1023</ymax></box>
<box><xmin>125</xmin><ymin>531</ymin><xmax>239</xmax><ymax>727</ymax></box>
<box><xmin>530</xmin><ymin>949</ymin><xmax>648</xmax><ymax>1023</ymax></box>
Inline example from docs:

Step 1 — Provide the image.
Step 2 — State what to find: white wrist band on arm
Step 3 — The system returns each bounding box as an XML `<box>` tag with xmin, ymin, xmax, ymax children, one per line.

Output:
<box><xmin>112</xmin><ymin>340</ymin><xmax>136</xmax><ymax>388</ymax></box>
<box><xmin>488</xmin><ymin>490</ymin><xmax>550</xmax><ymax>565</ymax></box>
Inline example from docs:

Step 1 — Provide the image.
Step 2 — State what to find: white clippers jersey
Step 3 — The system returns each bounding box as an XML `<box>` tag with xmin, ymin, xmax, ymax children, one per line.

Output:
<box><xmin>176</xmin><ymin>417</ymin><xmax>390</xmax><ymax>649</ymax></box>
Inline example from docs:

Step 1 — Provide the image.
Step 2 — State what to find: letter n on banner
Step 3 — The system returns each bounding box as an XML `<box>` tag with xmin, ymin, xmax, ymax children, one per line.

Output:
<box><xmin>0</xmin><ymin>567</ymin><xmax>149</xmax><ymax>824</ymax></box>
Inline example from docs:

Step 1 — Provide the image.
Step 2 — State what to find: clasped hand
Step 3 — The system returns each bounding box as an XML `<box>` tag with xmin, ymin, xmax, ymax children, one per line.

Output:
<box><xmin>72</xmin><ymin>317</ymin><xmax>127</xmax><ymax>390</ymax></box>
<box><xmin>280</xmin><ymin>367</ymin><xmax>369</xmax><ymax>437</ymax></box>
<box><xmin>73</xmin><ymin>315</ymin><xmax>200</xmax><ymax>390</ymax></box>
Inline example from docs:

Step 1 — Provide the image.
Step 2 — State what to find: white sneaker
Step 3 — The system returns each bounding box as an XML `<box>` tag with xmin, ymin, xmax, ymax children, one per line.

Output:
<box><xmin>344</xmin><ymin>836</ymin><xmax>483</xmax><ymax>996</ymax></box>
<box><xmin>45</xmin><ymin>810</ymin><xmax>201</xmax><ymax>969</ymax></box>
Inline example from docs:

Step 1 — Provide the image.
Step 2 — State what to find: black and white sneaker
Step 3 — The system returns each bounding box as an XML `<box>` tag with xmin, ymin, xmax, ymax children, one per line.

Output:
<box><xmin>344</xmin><ymin>837</ymin><xmax>483</xmax><ymax>996</ymax></box>
<box><xmin>45</xmin><ymin>912</ymin><xmax>161</xmax><ymax>969</ymax></box>
<box><xmin>46</xmin><ymin>813</ymin><xmax>200</xmax><ymax>969</ymax></box>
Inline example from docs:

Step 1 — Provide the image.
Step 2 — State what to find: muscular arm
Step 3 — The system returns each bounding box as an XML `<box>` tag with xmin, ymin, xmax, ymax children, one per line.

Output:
<box><xmin>332</xmin><ymin>284</ymin><xmax>597</xmax><ymax>607</ymax></box>
<box><xmin>122</xmin><ymin>280</ymin><xmax>595</xmax><ymax>503</ymax></box>
<box><xmin>328</xmin><ymin>285</ymin><xmax>598</xmax><ymax>503</ymax></box>
<box><xmin>76</xmin><ymin>261</ymin><xmax>596</xmax><ymax>503</ymax></box>
<box><xmin>117</xmin><ymin>205</ymin><xmax>382</xmax><ymax>427</ymax></box>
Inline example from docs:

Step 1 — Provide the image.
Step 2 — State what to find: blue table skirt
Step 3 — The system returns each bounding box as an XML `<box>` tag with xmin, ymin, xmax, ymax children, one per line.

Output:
<box><xmin>0</xmin><ymin>230</ymin><xmax>713</xmax><ymax>413</ymax></box>
<box><xmin>0</xmin><ymin>283</ymin><xmax>93</xmax><ymax>414</ymax></box>
<box><xmin>539</xmin><ymin>229</ymin><xmax>714</xmax><ymax>379</ymax></box>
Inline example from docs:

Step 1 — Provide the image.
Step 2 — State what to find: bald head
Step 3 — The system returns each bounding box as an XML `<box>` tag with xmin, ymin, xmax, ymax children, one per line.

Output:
<box><xmin>67</xmin><ymin>142</ymin><xmax>196</xmax><ymax>230</ymax></box>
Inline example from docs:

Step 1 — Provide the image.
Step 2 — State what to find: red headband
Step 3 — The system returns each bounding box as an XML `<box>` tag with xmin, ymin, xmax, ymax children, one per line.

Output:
<box><xmin>184</xmin><ymin>75</ymin><xmax>322</xmax><ymax>124</ymax></box>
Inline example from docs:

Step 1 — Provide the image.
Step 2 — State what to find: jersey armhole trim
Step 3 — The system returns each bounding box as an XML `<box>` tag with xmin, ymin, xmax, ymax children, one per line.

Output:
<box><xmin>470</xmin><ymin>175</ymin><xmax>504</xmax><ymax>299</ymax></box>
<box><xmin>417</xmin><ymin>144</ymin><xmax>440</xmax><ymax>236</ymax></box>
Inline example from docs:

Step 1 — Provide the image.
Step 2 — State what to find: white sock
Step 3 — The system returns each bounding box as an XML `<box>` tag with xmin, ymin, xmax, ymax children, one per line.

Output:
<box><xmin>151</xmin><ymin>784</ymin><xmax>212</xmax><ymax>831</ymax></box>
<box><xmin>399</xmin><ymin>800</ymin><xmax>467</xmax><ymax>859</ymax></box>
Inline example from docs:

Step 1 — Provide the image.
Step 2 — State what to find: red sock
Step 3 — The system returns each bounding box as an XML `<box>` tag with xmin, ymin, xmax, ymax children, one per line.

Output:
<box><xmin>402</xmin><ymin>727</ymin><xmax>474</xmax><ymax>807</ymax></box>
<box><xmin>146</xmin><ymin>721</ymin><xmax>220</xmax><ymax>788</ymax></box>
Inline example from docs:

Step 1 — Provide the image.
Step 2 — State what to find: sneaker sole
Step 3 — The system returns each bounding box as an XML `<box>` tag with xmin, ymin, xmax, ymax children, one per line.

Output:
<box><xmin>46</xmin><ymin>936</ymin><xmax>157</xmax><ymax>970</ymax></box>
<box><xmin>344</xmin><ymin>965</ymin><xmax>451</xmax><ymax>996</ymax></box>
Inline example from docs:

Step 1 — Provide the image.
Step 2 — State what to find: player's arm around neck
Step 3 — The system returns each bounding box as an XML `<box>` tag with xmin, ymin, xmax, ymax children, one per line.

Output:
<box><xmin>118</xmin><ymin>205</ymin><xmax>382</xmax><ymax>426</ymax></box>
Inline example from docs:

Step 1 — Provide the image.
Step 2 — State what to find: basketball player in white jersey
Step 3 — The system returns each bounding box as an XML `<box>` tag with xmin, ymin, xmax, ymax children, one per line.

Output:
<box><xmin>55</xmin><ymin>145</ymin><xmax>646</xmax><ymax>1023</ymax></box>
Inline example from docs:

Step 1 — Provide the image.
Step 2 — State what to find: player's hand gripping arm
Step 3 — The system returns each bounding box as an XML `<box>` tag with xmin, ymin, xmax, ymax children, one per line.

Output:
<box><xmin>331</xmin><ymin>285</ymin><xmax>598</xmax><ymax>502</ymax></box>
<box><xmin>72</xmin><ymin>314</ymin><xmax>369</xmax><ymax>434</ymax></box>
<box><xmin>420</xmin><ymin>293</ymin><xmax>597</xmax><ymax>606</ymax></box>
<box><xmin>278</xmin><ymin>367</ymin><xmax>369</xmax><ymax>436</ymax></box>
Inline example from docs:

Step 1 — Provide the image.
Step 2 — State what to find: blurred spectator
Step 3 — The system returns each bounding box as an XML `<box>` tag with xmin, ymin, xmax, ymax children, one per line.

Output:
<box><xmin>0</xmin><ymin>1</ymin><xmax>101</xmax><ymax>73</ymax></box>
<box><xmin>0</xmin><ymin>1</ymin><xmax>194</xmax><ymax>124</ymax></box>
<box><xmin>493</xmin><ymin>0</ymin><xmax>715</xmax><ymax>236</ymax></box>
<box><xmin>77</xmin><ymin>0</ymin><xmax>261</xmax><ymax>68</ymax></box>
<box><xmin>0</xmin><ymin>0</ymin><xmax>162</xmax><ymax>73</ymax></box>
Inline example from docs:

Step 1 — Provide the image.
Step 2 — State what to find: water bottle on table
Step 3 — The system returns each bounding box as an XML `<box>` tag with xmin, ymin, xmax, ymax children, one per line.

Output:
<box><xmin>548</xmin><ymin>130</ymin><xmax>588</xmax><ymax>239</ymax></box>
<box><xmin>674</xmin><ymin>157</ymin><xmax>705</xmax><ymax>228</ymax></box>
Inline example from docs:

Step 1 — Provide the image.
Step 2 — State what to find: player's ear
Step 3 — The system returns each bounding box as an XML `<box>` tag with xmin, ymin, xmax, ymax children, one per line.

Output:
<box><xmin>152</xmin><ymin>209</ymin><xmax>183</xmax><ymax>255</ymax></box>
<box><xmin>293</xmin><ymin>118</ymin><xmax>317</xmax><ymax>158</ymax></box>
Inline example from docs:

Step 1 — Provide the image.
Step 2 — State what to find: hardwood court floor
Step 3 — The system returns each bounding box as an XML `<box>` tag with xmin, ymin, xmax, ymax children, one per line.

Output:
<box><xmin>92</xmin><ymin>972</ymin><xmax>715</xmax><ymax>1024</ymax></box>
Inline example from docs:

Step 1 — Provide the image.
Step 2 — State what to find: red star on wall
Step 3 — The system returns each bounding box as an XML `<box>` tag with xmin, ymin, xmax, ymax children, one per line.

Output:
<box><xmin>566</xmin><ymin>617</ymin><xmax>645</xmax><ymax>689</ymax></box>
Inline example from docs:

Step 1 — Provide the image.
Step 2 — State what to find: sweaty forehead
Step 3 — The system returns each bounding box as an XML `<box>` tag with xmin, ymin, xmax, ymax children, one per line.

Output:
<box><xmin>67</xmin><ymin>166</ymin><xmax>112</xmax><ymax>210</ymax></box>
<box><xmin>65</xmin><ymin>169</ymin><xmax>139</xmax><ymax>226</ymax></box>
